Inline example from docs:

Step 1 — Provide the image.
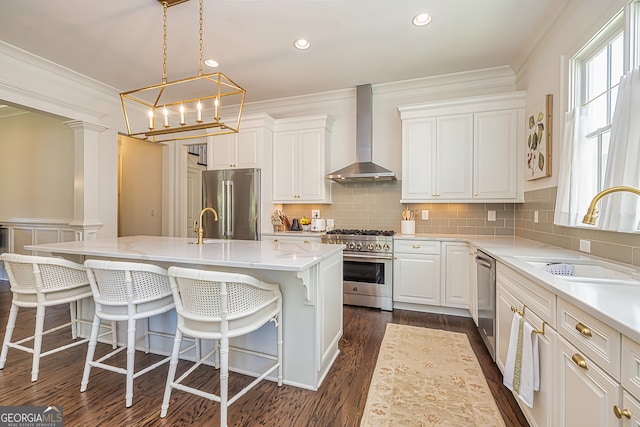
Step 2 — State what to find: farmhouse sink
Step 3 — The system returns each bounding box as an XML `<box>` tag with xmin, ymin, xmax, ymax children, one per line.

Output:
<box><xmin>514</xmin><ymin>256</ymin><xmax>640</xmax><ymax>285</ymax></box>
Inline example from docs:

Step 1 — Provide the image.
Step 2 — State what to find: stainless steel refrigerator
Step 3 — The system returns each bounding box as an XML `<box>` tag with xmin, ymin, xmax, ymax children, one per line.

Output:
<box><xmin>201</xmin><ymin>168</ymin><xmax>260</xmax><ymax>240</ymax></box>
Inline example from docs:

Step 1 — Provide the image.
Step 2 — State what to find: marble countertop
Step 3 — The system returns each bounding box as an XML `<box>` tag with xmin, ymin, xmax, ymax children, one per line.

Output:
<box><xmin>396</xmin><ymin>233</ymin><xmax>640</xmax><ymax>343</ymax></box>
<box><xmin>26</xmin><ymin>235</ymin><xmax>344</xmax><ymax>272</ymax></box>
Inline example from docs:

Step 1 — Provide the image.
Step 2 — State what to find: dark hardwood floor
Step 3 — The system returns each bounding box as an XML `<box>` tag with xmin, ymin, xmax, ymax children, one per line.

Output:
<box><xmin>0</xmin><ymin>280</ymin><xmax>527</xmax><ymax>426</ymax></box>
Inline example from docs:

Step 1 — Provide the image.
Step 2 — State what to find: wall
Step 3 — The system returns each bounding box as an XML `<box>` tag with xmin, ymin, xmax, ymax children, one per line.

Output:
<box><xmin>512</xmin><ymin>0</ymin><xmax>640</xmax><ymax>266</ymax></box>
<box><xmin>281</xmin><ymin>181</ymin><xmax>515</xmax><ymax>236</ymax></box>
<box><xmin>118</xmin><ymin>135</ymin><xmax>163</xmax><ymax>237</ymax></box>
<box><xmin>0</xmin><ymin>40</ymin><xmax>122</xmax><ymax>238</ymax></box>
<box><xmin>516</xmin><ymin>188</ymin><xmax>640</xmax><ymax>267</ymax></box>
<box><xmin>0</xmin><ymin>111</ymin><xmax>74</xmax><ymax>221</ymax></box>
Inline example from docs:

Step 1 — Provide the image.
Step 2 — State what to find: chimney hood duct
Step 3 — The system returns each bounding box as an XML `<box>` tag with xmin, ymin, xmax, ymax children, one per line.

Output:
<box><xmin>326</xmin><ymin>84</ymin><xmax>396</xmax><ymax>182</ymax></box>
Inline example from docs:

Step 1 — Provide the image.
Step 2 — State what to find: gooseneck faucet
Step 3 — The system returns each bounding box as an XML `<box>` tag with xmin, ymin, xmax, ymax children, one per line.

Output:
<box><xmin>582</xmin><ymin>185</ymin><xmax>640</xmax><ymax>225</ymax></box>
<box><xmin>194</xmin><ymin>207</ymin><xmax>219</xmax><ymax>244</ymax></box>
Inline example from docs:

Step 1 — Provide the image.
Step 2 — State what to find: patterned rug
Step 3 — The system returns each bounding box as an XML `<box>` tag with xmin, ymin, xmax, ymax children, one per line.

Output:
<box><xmin>361</xmin><ymin>324</ymin><xmax>506</xmax><ymax>426</ymax></box>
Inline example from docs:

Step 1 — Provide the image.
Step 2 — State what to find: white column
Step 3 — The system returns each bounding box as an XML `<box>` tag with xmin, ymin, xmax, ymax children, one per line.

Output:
<box><xmin>65</xmin><ymin>120</ymin><xmax>107</xmax><ymax>241</ymax></box>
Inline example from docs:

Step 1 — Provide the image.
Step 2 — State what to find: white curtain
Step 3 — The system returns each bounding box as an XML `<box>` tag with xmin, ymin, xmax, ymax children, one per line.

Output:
<box><xmin>554</xmin><ymin>107</ymin><xmax>596</xmax><ymax>227</ymax></box>
<box><xmin>599</xmin><ymin>68</ymin><xmax>640</xmax><ymax>232</ymax></box>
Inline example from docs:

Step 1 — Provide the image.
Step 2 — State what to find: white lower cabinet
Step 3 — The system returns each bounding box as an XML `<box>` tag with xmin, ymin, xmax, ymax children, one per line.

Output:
<box><xmin>393</xmin><ymin>240</ymin><xmax>441</xmax><ymax>306</ymax></box>
<box><xmin>441</xmin><ymin>242</ymin><xmax>470</xmax><ymax>308</ymax></box>
<box><xmin>555</xmin><ymin>334</ymin><xmax>621</xmax><ymax>427</ymax></box>
<box><xmin>496</xmin><ymin>277</ymin><xmax>555</xmax><ymax>427</ymax></box>
<box><xmin>468</xmin><ymin>246</ymin><xmax>478</xmax><ymax>325</ymax></box>
<box><xmin>262</xmin><ymin>234</ymin><xmax>322</xmax><ymax>244</ymax></box>
<box><xmin>620</xmin><ymin>391</ymin><xmax>640</xmax><ymax>426</ymax></box>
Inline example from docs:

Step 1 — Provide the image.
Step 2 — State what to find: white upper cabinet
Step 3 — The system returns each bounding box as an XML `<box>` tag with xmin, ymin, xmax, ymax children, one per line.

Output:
<box><xmin>272</xmin><ymin>115</ymin><xmax>333</xmax><ymax>204</ymax></box>
<box><xmin>207</xmin><ymin>113</ymin><xmax>274</xmax><ymax>170</ymax></box>
<box><xmin>398</xmin><ymin>92</ymin><xmax>525</xmax><ymax>203</ymax></box>
<box><xmin>474</xmin><ymin>109</ymin><xmax>519</xmax><ymax>199</ymax></box>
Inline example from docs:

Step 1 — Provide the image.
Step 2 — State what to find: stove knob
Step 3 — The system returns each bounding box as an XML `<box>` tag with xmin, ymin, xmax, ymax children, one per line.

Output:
<box><xmin>383</xmin><ymin>243</ymin><xmax>390</xmax><ymax>251</ymax></box>
<box><xmin>347</xmin><ymin>242</ymin><xmax>355</xmax><ymax>250</ymax></box>
<box><xmin>367</xmin><ymin>243</ymin><xmax>375</xmax><ymax>251</ymax></box>
<box><xmin>375</xmin><ymin>243</ymin><xmax>382</xmax><ymax>251</ymax></box>
<box><xmin>355</xmin><ymin>242</ymin><xmax>362</xmax><ymax>250</ymax></box>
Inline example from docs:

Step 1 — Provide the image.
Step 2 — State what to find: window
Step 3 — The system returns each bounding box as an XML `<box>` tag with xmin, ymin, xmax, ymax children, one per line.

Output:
<box><xmin>572</xmin><ymin>12</ymin><xmax>624</xmax><ymax>192</ymax></box>
<box><xmin>564</xmin><ymin>0</ymin><xmax>640</xmax><ymax>231</ymax></box>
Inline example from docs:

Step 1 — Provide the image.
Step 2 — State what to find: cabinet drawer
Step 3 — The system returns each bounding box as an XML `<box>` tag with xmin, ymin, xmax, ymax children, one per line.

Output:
<box><xmin>394</xmin><ymin>240</ymin><xmax>441</xmax><ymax>254</ymax></box>
<box><xmin>496</xmin><ymin>264</ymin><xmax>556</xmax><ymax>328</ymax></box>
<box><xmin>622</xmin><ymin>336</ymin><xmax>640</xmax><ymax>401</ymax></box>
<box><xmin>263</xmin><ymin>235</ymin><xmax>322</xmax><ymax>244</ymax></box>
<box><xmin>557</xmin><ymin>298</ymin><xmax>620</xmax><ymax>380</ymax></box>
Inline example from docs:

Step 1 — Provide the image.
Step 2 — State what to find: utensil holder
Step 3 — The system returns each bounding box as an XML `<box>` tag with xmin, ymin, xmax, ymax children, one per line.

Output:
<box><xmin>401</xmin><ymin>220</ymin><xmax>415</xmax><ymax>235</ymax></box>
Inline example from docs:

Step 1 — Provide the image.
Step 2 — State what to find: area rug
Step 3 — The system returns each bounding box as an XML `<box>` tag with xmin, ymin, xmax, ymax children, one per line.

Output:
<box><xmin>361</xmin><ymin>323</ymin><xmax>506</xmax><ymax>426</ymax></box>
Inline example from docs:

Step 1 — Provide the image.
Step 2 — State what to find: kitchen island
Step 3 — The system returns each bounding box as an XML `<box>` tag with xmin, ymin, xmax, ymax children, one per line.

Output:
<box><xmin>26</xmin><ymin>235</ymin><xmax>344</xmax><ymax>391</ymax></box>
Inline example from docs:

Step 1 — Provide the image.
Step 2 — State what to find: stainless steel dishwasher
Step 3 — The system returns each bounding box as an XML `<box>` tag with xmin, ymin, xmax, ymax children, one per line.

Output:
<box><xmin>475</xmin><ymin>249</ymin><xmax>496</xmax><ymax>361</ymax></box>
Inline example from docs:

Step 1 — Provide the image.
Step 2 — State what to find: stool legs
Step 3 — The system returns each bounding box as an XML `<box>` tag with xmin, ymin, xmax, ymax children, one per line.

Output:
<box><xmin>0</xmin><ymin>304</ymin><xmax>18</xmax><ymax>370</ymax></box>
<box><xmin>80</xmin><ymin>314</ymin><xmax>102</xmax><ymax>393</ymax></box>
<box><xmin>220</xmin><ymin>336</ymin><xmax>229</xmax><ymax>427</ymax></box>
<box><xmin>160</xmin><ymin>329</ymin><xmax>184</xmax><ymax>418</ymax></box>
<box><xmin>31</xmin><ymin>305</ymin><xmax>46</xmax><ymax>382</ymax></box>
<box><xmin>125</xmin><ymin>318</ymin><xmax>136</xmax><ymax>407</ymax></box>
<box><xmin>69</xmin><ymin>301</ymin><xmax>78</xmax><ymax>340</ymax></box>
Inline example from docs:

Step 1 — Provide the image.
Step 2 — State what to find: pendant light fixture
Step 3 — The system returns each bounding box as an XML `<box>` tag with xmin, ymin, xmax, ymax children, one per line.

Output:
<box><xmin>120</xmin><ymin>0</ymin><xmax>245</xmax><ymax>143</ymax></box>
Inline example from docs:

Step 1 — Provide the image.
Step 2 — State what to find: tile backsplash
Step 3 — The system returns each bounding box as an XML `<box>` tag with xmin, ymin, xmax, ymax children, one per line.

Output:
<box><xmin>279</xmin><ymin>182</ymin><xmax>640</xmax><ymax>266</ymax></box>
<box><xmin>515</xmin><ymin>187</ymin><xmax>640</xmax><ymax>267</ymax></box>
<box><xmin>279</xmin><ymin>180</ymin><xmax>515</xmax><ymax>235</ymax></box>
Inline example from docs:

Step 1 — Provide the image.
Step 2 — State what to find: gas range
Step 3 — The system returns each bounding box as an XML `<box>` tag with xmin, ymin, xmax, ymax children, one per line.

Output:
<box><xmin>321</xmin><ymin>228</ymin><xmax>395</xmax><ymax>311</ymax></box>
<box><xmin>321</xmin><ymin>229</ymin><xmax>394</xmax><ymax>256</ymax></box>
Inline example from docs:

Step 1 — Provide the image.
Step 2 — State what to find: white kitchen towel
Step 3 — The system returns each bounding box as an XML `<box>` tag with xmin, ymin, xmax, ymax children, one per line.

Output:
<box><xmin>503</xmin><ymin>312</ymin><xmax>540</xmax><ymax>408</ymax></box>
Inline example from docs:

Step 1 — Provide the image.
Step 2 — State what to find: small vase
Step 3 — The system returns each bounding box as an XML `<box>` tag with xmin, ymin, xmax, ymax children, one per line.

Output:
<box><xmin>401</xmin><ymin>220</ymin><xmax>415</xmax><ymax>235</ymax></box>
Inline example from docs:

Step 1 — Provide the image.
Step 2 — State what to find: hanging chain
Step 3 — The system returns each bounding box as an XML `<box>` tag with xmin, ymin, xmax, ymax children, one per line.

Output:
<box><xmin>162</xmin><ymin>1</ymin><xmax>168</xmax><ymax>83</ymax></box>
<box><xmin>198</xmin><ymin>0</ymin><xmax>204</xmax><ymax>76</ymax></box>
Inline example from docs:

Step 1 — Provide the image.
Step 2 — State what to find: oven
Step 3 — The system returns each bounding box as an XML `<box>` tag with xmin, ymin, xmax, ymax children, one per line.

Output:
<box><xmin>343</xmin><ymin>253</ymin><xmax>393</xmax><ymax>311</ymax></box>
<box><xmin>321</xmin><ymin>229</ymin><xmax>394</xmax><ymax>311</ymax></box>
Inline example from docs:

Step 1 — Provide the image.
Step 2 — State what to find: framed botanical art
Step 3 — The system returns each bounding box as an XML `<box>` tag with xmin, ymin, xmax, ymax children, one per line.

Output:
<box><xmin>526</xmin><ymin>93</ymin><xmax>553</xmax><ymax>180</ymax></box>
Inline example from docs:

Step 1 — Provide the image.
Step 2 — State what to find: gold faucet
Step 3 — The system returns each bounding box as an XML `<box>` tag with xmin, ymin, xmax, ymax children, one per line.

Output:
<box><xmin>194</xmin><ymin>207</ymin><xmax>219</xmax><ymax>244</ymax></box>
<box><xmin>582</xmin><ymin>185</ymin><xmax>640</xmax><ymax>224</ymax></box>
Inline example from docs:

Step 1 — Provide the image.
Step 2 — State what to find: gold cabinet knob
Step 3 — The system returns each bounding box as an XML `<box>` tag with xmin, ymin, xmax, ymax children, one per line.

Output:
<box><xmin>572</xmin><ymin>353</ymin><xmax>588</xmax><ymax>370</ymax></box>
<box><xmin>613</xmin><ymin>405</ymin><xmax>631</xmax><ymax>419</ymax></box>
<box><xmin>412</xmin><ymin>244</ymin><xmax>421</xmax><ymax>248</ymax></box>
<box><xmin>575</xmin><ymin>322</ymin><xmax>593</xmax><ymax>337</ymax></box>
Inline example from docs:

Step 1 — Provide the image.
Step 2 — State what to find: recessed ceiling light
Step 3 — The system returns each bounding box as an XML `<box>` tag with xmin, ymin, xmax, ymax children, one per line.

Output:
<box><xmin>294</xmin><ymin>39</ymin><xmax>310</xmax><ymax>50</ymax></box>
<box><xmin>412</xmin><ymin>12</ymin><xmax>432</xmax><ymax>27</ymax></box>
<box><xmin>204</xmin><ymin>59</ymin><xmax>219</xmax><ymax>68</ymax></box>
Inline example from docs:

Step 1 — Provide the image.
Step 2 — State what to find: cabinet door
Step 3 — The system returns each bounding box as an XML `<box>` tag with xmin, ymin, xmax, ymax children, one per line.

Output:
<box><xmin>236</xmin><ymin>128</ymin><xmax>261</xmax><ymax>168</ymax></box>
<box><xmin>209</xmin><ymin>133</ymin><xmax>235</xmax><ymax>169</ymax></box>
<box><xmin>393</xmin><ymin>253</ymin><xmax>440</xmax><ymax>305</ymax></box>
<box><xmin>497</xmin><ymin>284</ymin><xmax>556</xmax><ymax>427</ymax></box>
<box><xmin>436</xmin><ymin>114</ymin><xmax>473</xmax><ymax>199</ymax></box>
<box><xmin>555</xmin><ymin>335</ymin><xmax>621</xmax><ymax>427</ymax></box>
<box><xmin>442</xmin><ymin>242</ymin><xmax>470</xmax><ymax>308</ymax></box>
<box><xmin>621</xmin><ymin>391</ymin><xmax>640</xmax><ymax>427</ymax></box>
<box><xmin>298</xmin><ymin>129</ymin><xmax>325</xmax><ymax>201</ymax></box>
<box><xmin>473</xmin><ymin>110</ymin><xmax>518</xmax><ymax>199</ymax></box>
<box><xmin>402</xmin><ymin>118</ymin><xmax>436</xmax><ymax>200</ymax></box>
<box><xmin>468</xmin><ymin>247</ymin><xmax>478</xmax><ymax>325</ymax></box>
<box><xmin>272</xmin><ymin>131</ymin><xmax>298</xmax><ymax>201</ymax></box>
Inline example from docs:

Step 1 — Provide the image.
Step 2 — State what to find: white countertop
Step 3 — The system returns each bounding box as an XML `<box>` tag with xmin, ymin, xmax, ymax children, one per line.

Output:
<box><xmin>396</xmin><ymin>233</ymin><xmax>640</xmax><ymax>343</ymax></box>
<box><xmin>26</xmin><ymin>235</ymin><xmax>344</xmax><ymax>272</ymax></box>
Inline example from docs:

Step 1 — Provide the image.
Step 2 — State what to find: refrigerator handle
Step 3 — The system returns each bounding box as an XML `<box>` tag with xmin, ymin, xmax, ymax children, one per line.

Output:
<box><xmin>224</xmin><ymin>180</ymin><xmax>233</xmax><ymax>236</ymax></box>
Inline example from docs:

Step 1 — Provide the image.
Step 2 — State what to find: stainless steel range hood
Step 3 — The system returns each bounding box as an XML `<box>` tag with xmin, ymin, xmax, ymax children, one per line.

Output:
<box><xmin>326</xmin><ymin>84</ymin><xmax>396</xmax><ymax>182</ymax></box>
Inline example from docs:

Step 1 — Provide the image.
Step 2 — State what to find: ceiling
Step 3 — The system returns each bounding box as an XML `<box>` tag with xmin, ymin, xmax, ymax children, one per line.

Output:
<box><xmin>0</xmin><ymin>0</ymin><xmax>570</xmax><ymax>104</ymax></box>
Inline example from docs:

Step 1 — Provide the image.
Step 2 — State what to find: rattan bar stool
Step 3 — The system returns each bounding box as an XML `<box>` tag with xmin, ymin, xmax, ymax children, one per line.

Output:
<box><xmin>160</xmin><ymin>267</ymin><xmax>283</xmax><ymax>427</ymax></box>
<box><xmin>81</xmin><ymin>259</ymin><xmax>176</xmax><ymax>407</ymax></box>
<box><xmin>0</xmin><ymin>253</ymin><xmax>115</xmax><ymax>382</ymax></box>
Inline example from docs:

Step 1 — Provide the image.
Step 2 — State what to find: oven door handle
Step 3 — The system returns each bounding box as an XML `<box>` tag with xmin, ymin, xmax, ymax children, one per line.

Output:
<box><xmin>343</xmin><ymin>253</ymin><xmax>393</xmax><ymax>262</ymax></box>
